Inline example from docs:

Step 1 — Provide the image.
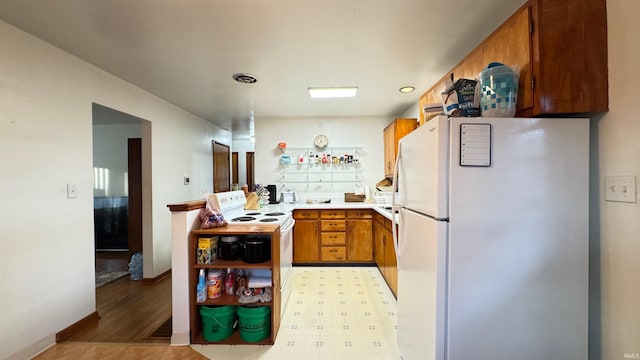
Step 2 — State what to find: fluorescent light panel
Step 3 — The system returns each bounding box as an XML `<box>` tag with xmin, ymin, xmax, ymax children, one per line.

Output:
<box><xmin>308</xmin><ymin>87</ymin><xmax>358</xmax><ymax>98</ymax></box>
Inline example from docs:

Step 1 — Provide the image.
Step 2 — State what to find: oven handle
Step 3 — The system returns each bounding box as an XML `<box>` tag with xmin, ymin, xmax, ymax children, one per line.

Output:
<box><xmin>280</xmin><ymin>218</ymin><xmax>296</xmax><ymax>233</ymax></box>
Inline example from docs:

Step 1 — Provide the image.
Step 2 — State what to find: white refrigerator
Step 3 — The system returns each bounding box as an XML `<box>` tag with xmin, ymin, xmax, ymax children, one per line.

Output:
<box><xmin>393</xmin><ymin>115</ymin><xmax>589</xmax><ymax>360</ymax></box>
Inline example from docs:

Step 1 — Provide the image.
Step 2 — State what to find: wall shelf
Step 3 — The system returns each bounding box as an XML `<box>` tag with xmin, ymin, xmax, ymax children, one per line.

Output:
<box><xmin>279</xmin><ymin>147</ymin><xmax>363</xmax><ymax>190</ymax></box>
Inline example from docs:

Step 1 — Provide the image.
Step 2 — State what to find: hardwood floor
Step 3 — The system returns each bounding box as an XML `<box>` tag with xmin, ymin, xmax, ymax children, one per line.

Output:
<box><xmin>68</xmin><ymin>274</ymin><xmax>172</xmax><ymax>343</ymax></box>
<box><xmin>34</xmin><ymin>342</ymin><xmax>207</xmax><ymax>360</ymax></box>
<box><xmin>33</xmin><ymin>254</ymin><xmax>208</xmax><ymax>359</ymax></box>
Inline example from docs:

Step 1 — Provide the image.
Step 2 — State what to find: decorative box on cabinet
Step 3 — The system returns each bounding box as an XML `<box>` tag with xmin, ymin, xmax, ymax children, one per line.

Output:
<box><xmin>189</xmin><ymin>225</ymin><xmax>281</xmax><ymax>345</ymax></box>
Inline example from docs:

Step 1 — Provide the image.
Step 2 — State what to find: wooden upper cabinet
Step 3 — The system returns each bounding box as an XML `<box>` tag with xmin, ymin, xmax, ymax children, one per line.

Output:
<box><xmin>383</xmin><ymin>118</ymin><xmax>418</xmax><ymax>178</ymax></box>
<box><xmin>528</xmin><ymin>0</ymin><xmax>608</xmax><ymax>115</ymax></box>
<box><xmin>480</xmin><ymin>7</ymin><xmax>532</xmax><ymax>113</ymax></box>
<box><xmin>418</xmin><ymin>0</ymin><xmax>608</xmax><ymax>119</ymax></box>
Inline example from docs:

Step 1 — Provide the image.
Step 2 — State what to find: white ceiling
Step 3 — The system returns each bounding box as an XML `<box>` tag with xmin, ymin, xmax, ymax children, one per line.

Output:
<box><xmin>0</xmin><ymin>0</ymin><xmax>523</xmax><ymax>140</ymax></box>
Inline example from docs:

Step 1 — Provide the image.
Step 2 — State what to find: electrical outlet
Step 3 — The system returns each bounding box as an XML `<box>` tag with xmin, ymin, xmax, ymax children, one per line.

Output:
<box><xmin>184</xmin><ymin>176</ymin><xmax>190</xmax><ymax>185</ymax></box>
<box><xmin>67</xmin><ymin>184</ymin><xmax>78</xmax><ymax>199</ymax></box>
<box><xmin>604</xmin><ymin>176</ymin><xmax>636</xmax><ymax>203</ymax></box>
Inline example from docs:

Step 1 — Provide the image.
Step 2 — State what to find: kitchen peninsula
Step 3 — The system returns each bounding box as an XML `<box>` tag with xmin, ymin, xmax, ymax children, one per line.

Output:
<box><xmin>168</xmin><ymin>197</ymin><xmax>396</xmax><ymax>346</ymax></box>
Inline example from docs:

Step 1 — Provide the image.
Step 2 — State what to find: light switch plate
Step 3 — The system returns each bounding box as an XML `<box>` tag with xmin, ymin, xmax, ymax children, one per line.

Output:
<box><xmin>67</xmin><ymin>184</ymin><xmax>78</xmax><ymax>199</ymax></box>
<box><xmin>604</xmin><ymin>176</ymin><xmax>636</xmax><ymax>203</ymax></box>
<box><xmin>184</xmin><ymin>176</ymin><xmax>190</xmax><ymax>185</ymax></box>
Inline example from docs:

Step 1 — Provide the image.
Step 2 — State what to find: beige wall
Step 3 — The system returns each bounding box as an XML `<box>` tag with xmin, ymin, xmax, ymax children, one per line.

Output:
<box><xmin>0</xmin><ymin>20</ymin><xmax>228</xmax><ymax>359</ymax></box>
<box><xmin>594</xmin><ymin>1</ymin><xmax>640</xmax><ymax>358</ymax></box>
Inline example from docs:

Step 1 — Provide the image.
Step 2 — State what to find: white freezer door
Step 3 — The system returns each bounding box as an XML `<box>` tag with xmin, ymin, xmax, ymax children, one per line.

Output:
<box><xmin>395</xmin><ymin>115</ymin><xmax>449</xmax><ymax>219</ymax></box>
<box><xmin>397</xmin><ymin>208</ymin><xmax>447</xmax><ymax>360</ymax></box>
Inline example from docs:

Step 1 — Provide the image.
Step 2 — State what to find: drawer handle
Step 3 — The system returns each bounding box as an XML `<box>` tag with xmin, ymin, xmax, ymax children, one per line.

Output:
<box><xmin>329</xmin><ymin>249</ymin><xmax>338</xmax><ymax>253</ymax></box>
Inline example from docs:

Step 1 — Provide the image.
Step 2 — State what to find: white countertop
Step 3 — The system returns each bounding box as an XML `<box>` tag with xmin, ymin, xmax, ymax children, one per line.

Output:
<box><xmin>259</xmin><ymin>200</ymin><xmax>395</xmax><ymax>221</ymax></box>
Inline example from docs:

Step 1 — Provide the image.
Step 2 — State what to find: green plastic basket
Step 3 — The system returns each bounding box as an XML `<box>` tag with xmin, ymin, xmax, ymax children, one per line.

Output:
<box><xmin>237</xmin><ymin>306</ymin><xmax>271</xmax><ymax>342</ymax></box>
<box><xmin>199</xmin><ymin>305</ymin><xmax>237</xmax><ymax>342</ymax></box>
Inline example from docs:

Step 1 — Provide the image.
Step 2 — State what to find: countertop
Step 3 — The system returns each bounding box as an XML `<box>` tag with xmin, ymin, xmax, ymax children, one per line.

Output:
<box><xmin>259</xmin><ymin>200</ymin><xmax>396</xmax><ymax>222</ymax></box>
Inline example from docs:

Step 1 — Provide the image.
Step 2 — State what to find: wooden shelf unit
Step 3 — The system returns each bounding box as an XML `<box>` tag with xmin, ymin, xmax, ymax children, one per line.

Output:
<box><xmin>189</xmin><ymin>225</ymin><xmax>281</xmax><ymax>345</ymax></box>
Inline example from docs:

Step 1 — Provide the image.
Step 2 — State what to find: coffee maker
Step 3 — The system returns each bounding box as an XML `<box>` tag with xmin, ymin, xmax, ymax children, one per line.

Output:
<box><xmin>267</xmin><ymin>184</ymin><xmax>278</xmax><ymax>204</ymax></box>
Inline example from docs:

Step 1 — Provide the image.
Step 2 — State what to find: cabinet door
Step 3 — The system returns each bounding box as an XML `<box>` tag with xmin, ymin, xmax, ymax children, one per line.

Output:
<box><xmin>347</xmin><ymin>219</ymin><xmax>373</xmax><ymax>262</ymax></box>
<box><xmin>293</xmin><ymin>220</ymin><xmax>319</xmax><ymax>263</ymax></box>
<box><xmin>384</xmin><ymin>223</ymin><xmax>398</xmax><ymax>296</ymax></box>
<box><xmin>481</xmin><ymin>6</ymin><xmax>532</xmax><ymax>114</ymax></box>
<box><xmin>373</xmin><ymin>219</ymin><xmax>385</xmax><ymax>268</ymax></box>
<box><xmin>383</xmin><ymin>124</ymin><xmax>396</xmax><ymax>177</ymax></box>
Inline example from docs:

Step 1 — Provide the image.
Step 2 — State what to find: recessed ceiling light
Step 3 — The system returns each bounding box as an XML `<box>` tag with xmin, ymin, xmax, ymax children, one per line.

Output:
<box><xmin>399</xmin><ymin>86</ymin><xmax>415</xmax><ymax>93</ymax></box>
<box><xmin>308</xmin><ymin>87</ymin><xmax>358</xmax><ymax>98</ymax></box>
<box><xmin>233</xmin><ymin>73</ymin><xmax>257</xmax><ymax>84</ymax></box>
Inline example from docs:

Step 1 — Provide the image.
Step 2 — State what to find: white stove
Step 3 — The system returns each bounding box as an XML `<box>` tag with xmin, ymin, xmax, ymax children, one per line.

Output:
<box><xmin>209</xmin><ymin>190</ymin><xmax>294</xmax><ymax>315</ymax></box>
<box><xmin>209</xmin><ymin>191</ymin><xmax>292</xmax><ymax>225</ymax></box>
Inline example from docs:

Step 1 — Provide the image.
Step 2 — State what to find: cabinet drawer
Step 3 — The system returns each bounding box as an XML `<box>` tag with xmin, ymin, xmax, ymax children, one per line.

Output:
<box><xmin>347</xmin><ymin>210</ymin><xmax>372</xmax><ymax>219</ymax></box>
<box><xmin>294</xmin><ymin>210</ymin><xmax>319</xmax><ymax>219</ymax></box>
<box><xmin>321</xmin><ymin>246</ymin><xmax>346</xmax><ymax>261</ymax></box>
<box><xmin>320</xmin><ymin>210</ymin><xmax>346</xmax><ymax>219</ymax></box>
<box><xmin>321</xmin><ymin>232</ymin><xmax>346</xmax><ymax>246</ymax></box>
<box><xmin>320</xmin><ymin>220</ymin><xmax>346</xmax><ymax>231</ymax></box>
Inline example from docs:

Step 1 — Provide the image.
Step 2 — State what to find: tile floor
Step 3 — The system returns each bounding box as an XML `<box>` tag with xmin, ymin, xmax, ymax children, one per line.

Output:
<box><xmin>191</xmin><ymin>266</ymin><xmax>401</xmax><ymax>360</ymax></box>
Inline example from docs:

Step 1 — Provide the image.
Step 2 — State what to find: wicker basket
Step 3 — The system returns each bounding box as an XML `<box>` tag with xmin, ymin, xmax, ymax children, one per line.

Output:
<box><xmin>344</xmin><ymin>193</ymin><xmax>366</xmax><ymax>202</ymax></box>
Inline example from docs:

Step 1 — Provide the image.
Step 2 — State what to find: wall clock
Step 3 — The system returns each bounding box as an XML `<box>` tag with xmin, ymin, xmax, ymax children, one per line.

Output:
<box><xmin>314</xmin><ymin>134</ymin><xmax>329</xmax><ymax>148</ymax></box>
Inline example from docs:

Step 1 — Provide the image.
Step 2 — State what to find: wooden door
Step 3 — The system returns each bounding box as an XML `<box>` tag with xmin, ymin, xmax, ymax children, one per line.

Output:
<box><xmin>293</xmin><ymin>220</ymin><xmax>319</xmax><ymax>263</ymax></box>
<box><xmin>347</xmin><ymin>219</ymin><xmax>373</xmax><ymax>262</ymax></box>
<box><xmin>246</xmin><ymin>151</ymin><xmax>255</xmax><ymax>192</ymax></box>
<box><xmin>231</xmin><ymin>152</ymin><xmax>238</xmax><ymax>185</ymax></box>
<box><xmin>127</xmin><ymin>138</ymin><xmax>142</xmax><ymax>255</ymax></box>
<box><xmin>212</xmin><ymin>141</ymin><xmax>230</xmax><ymax>193</ymax></box>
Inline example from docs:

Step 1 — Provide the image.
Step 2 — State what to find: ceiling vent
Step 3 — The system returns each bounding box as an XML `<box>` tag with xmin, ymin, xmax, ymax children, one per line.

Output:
<box><xmin>233</xmin><ymin>73</ymin><xmax>258</xmax><ymax>84</ymax></box>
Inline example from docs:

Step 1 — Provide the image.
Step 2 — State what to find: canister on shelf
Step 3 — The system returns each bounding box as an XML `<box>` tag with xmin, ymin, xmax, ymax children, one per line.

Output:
<box><xmin>207</xmin><ymin>269</ymin><xmax>223</xmax><ymax>298</ymax></box>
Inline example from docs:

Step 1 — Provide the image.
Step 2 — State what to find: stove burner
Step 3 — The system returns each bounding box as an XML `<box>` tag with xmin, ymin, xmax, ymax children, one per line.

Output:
<box><xmin>245</xmin><ymin>212</ymin><xmax>262</xmax><ymax>216</ymax></box>
<box><xmin>264</xmin><ymin>212</ymin><xmax>285</xmax><ymax>216</ymax></box>
<box><xmin>231</xmin><ymin>216</ymin><xmax>257</xmax><ymax>222</ymax></box>
<box><xmin>259</xmin><ymin>218</ymin><xmax>279</xmax><ymax>222</ymax></box>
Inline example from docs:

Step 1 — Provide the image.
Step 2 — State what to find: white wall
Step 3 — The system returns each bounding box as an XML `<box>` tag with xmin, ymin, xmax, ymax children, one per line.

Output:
<box><xmin>0</xmin><ymin>20</ymin><xmax>228</xmax><ymax>360</ymax></box>
<box><xmin>254</xmin><ymin>116</ymin><xmax>393</xmax><ymax>200</ymax></box>
<box><xmin>594</xmin><ymin>1</ymin><xmax>640</xmax><ymax>358</ymax></box>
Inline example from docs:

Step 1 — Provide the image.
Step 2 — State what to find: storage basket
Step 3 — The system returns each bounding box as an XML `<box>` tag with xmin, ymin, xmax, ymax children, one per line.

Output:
<box><xmin>237</xmin><ymin>306</ymin><xmax>271</xmax><ymax>342</ymax></box>
<box><xmin>344</xmin><ymin>193</ymin><xmax>366</xmax><ymax>202</ymax></box>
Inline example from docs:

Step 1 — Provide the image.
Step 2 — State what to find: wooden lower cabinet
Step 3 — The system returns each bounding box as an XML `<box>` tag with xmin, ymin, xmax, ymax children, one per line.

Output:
<box><xmin>347</xmin><ymin>210</ymin><xmax>373</xmax><ymax>262</ymax></box>
<box><xmin>373</xmin><ymin>213</ymin><xmax>397</xmax><ymax>297</ymax></box>
<box><xmin>293</xmin><ymin>208</ymin><xmax>374</xmax><ymax>264</ymax></box>
<box><xmin>293</xmin><ymin>219</ymin><xmax>319</xmax><ymax>263</ymax></box>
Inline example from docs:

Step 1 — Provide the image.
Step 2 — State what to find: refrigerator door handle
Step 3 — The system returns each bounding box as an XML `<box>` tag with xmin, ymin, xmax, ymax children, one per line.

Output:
<box><xmin>392</xmin><ymin>142</ymin><xmax>402</xmax><ymax>259</ymax></box>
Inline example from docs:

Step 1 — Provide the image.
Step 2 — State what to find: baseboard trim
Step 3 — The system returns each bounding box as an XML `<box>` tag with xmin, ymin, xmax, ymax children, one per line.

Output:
<box><xmin>141</xmin><ymin>269</ymin><xmax>172</xmax><ymax>285</ymax></box>
<box><xmin>55</xmin><ymin>311</ymin><xmax>100</xmax><ymax>343</ymax></box>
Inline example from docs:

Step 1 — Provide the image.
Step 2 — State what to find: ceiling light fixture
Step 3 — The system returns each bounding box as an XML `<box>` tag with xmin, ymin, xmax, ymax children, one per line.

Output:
<box><xmin>308</xmin><ymin>87</ymin><xmax>358</xmax><ymax>98</ymax></box>
<box><xmin>399</xmin><ymin>86</ymin><xmax>415</xmax><ymax>93</ymax></box>
<box><xmin>233</xmin><ymin>73</ymin><xmax>258</xmax><ymax>84</ymax></box>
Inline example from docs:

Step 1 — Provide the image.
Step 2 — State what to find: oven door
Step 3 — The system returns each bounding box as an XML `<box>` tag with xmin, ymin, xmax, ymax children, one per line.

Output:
<box><xmin>279</xmin><ymin>217</ymin><xmax>295</xmax><ymax>315</ymax></box>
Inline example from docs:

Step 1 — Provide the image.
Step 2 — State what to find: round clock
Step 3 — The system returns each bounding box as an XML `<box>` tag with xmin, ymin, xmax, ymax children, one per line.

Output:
<box><xmin>314</xmin><ymin>134</ymin><xmax>329</xmax><ymax>148</ymax></box>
